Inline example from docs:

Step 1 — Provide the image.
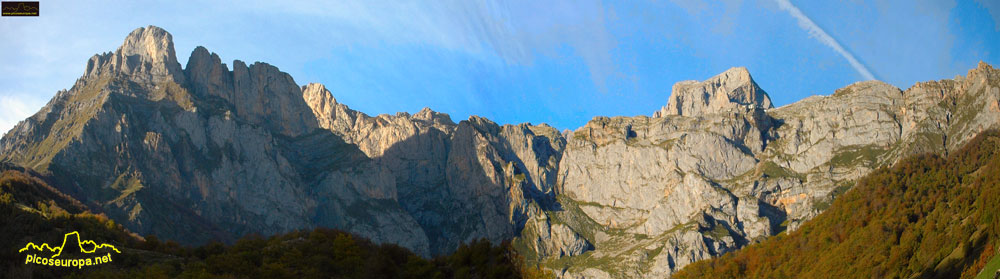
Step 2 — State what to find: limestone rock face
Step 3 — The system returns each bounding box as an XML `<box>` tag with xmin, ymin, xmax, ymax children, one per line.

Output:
<box><xmin>3</xmin><ymin>26</ymin><xmax>1000</xmax><ymax>278</ymax></box>
<box><xmin>302</xmin><ymin>81</ymin><xmax>571</xmax><ymax>255</ymax></box>
<box><xmin>85</xmin><ymin>26</ymin><xmax>186</xmax><ymax>85</ymax></box>
<box><xmin>186</xmin><ymin>47</ymin><xmax>317</xmax><ymax>137</ymax></box>
<box><xmin>653</xmin><ymin>67</ymin><xmax>773</xmax><ymax>117</ymax></box>
<box><xmin>530</xmin><ymin>218</ymin><xmax>592</xmax><ymax>259</ymax></box>
<box><xmin>548</xmin><ymin>63</ymin><xmax>1000</xmax><ymax>277</ymax></box>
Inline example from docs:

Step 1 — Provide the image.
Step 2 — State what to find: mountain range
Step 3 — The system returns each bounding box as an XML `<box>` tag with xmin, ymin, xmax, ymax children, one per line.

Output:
<box><xmin>1</xmin><ymin>26</ymin><xmax>999</xmax><ymax>278</ymax></box>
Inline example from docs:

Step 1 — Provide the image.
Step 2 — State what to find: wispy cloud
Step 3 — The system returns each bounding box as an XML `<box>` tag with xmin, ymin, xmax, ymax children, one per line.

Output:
<box><xmin>238</xmin><ymin>0</ymin><xmax>617</xmax><ymax>90</ymax></box>
<box><xmin>976</xmin><ymin>0</ymin><xmax>1000</xmax><ymax>31</ymax></box>
<box><xmin>669</xmin><ymin>0</ymin><xmax>744</xmax><ymax>35</ymax></box>
<box><xmin>774</xmin><ymin>0</ymin><xmax>876</xmax><ymax>81</ymax></box>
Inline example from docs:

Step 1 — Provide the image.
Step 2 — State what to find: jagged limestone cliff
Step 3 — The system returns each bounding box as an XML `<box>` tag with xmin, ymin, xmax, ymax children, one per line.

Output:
<box><xmin>546</xmin><ymin>62</ymin><xmax>1000</xmax><ymax>278</ymax></box>
<box><xmin>1</xmin><ymin>26</ymin><xmax>998</xmax><ymax>278</ymax></box>
<box><xmin>0</xmin><ymin>26</ymin><xmax>579</xmax><ymax>258</ymax></box>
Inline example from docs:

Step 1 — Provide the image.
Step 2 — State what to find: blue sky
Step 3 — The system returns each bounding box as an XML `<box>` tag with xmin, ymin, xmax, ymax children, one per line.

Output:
<box><xmin>1</xmin><ymin>0</ymin><xmax>998</xmax><ymax>133</ymax></box>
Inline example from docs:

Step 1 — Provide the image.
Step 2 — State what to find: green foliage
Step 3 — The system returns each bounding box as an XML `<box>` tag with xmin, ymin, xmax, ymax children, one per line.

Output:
<box><xmin>674</xmin><ymin>130</ymin><xmax>1000</xmax><ymax>279</ymax></box>
<box><xmin>828</xmin><ymin>144</ymin><xmax>886</xmax><ymax>168</ymax></box>
<box><xmin>706</xmin><ymin>224</ymin><xmax>731</xmax><ymax>239</ymax></box>
<box><xmin>974</xmin><ymin>250</ymin><xmax>1000</xmax><ymax>279</ymax></box>
<box><xmin>757</xmin><ymin>161</ymin><xmax>804</xmax><ymax>181</ymax></box>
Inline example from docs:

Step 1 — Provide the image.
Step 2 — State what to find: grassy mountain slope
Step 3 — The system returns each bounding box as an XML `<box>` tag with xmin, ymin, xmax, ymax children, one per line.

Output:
<box><xmin>674</xmin><ymin>130</ymin><xmax>1000</xmax><ymax>278</ymax></box>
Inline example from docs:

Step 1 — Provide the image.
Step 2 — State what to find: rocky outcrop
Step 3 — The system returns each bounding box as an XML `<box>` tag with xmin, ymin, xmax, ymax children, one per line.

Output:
<box><xmin>2</xmin><ymin>26</ymin><xmax>999</xmax><ymax>278</ymax></box>
<box><xmin>85</xmin><ymin>26</ymin><xmax>186</xmax><ymax>85</ymax></box>
<box><xmin>530</xmin><ymin>218</ymin><xmax>592</xmax><ymax>259</ymax></box>
<box><xmin>653</xmin><ymin>67</ymin><xmax>773</xmax><ymax>117</ymax></box>
<box><xmin>186</xmin><ymin>46</ymin><xmax>317</xmax><ymax>137</ymax></box>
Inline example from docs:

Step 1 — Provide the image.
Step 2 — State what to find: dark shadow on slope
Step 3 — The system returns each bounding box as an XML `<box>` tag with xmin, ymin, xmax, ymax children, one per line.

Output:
<box><xmin>758</xmin><ymin>200</ymin><xmax>787</xmax><ymax>234</ymax></box>
<box><xmin>277</xmin><ymin>129</ymin><xmax>371</xmax><ymax>183</ymax></box>
<box><xmin>374</xmin><ymin>126</ymin><xmax>477</xmax><ymax>256</ymax></box>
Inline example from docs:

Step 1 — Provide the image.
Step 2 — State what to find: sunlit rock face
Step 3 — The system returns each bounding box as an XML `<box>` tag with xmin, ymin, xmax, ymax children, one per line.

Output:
<box><xmin>653</xmin><ymin>67</ymin><xmax>773</xmax><ymax>118</ymax></box>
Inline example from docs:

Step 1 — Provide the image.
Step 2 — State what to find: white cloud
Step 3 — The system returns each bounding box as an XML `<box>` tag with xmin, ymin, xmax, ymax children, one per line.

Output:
<box><xmin>774</xmin><ymin>0</ymin><xmax>877</xmax><ymax>81</ymax></box>
<box><xmin>976</xmin><ymin>0</ymin><xmax>1000</xmax><ymax>31</ymax></box>
<box><xmin>0</xmin><ymin>95</ymin><xmax>43</xmax><ymax>136</ymax></box>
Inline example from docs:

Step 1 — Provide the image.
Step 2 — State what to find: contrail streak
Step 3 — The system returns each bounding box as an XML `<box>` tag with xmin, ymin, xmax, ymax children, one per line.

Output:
<box><xmin>774</xmin><ymin>0</ymin><xmax>876</xmax><ymax>81</ymax></box>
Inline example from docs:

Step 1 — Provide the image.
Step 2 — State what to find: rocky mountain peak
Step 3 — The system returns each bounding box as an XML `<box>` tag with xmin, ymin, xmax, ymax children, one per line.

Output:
<box><xmin>717</xmin><ymin>66</ymin><xmax>752</xmax><ymax>82</ymax></box>
<box><xmin>185</xmin><ymin>46</ymin><xmax>233</xmax><ymax>97</ymax></box>
<box><xmin>969</xmin><ymin>61</ymin><xmax>998</xmax><ymax>80</ymax></box>
<box><xmin>414</xmin><ymin>107</ymin><xmax>455</xmax><ymax>126</ymax></box>
<box><xmin>303</xmin><ymin>82</ymin><xmax>342</xmax><ymax>129</ymax></box>
<box><xmin>414</xmin><ymin>107</ymin><xmax>434</xmax><ymax>118</ymax></box>
<box><xmin>118</xmin><ymin>26</ymin><xmax>178</xmax><ymax>66</ymax></box>
<box><xmin>977</xmin><ymin>61</ymin><xmax>994</xmax><ymax>71</ymax></box>
<box><xmin>654</xmin><ymin>66</ymin><xmax>773</xmax><ymax>117</ymax></box>
<box><xmin>833</xmin><ymin>80</ymin><xmax>900</xmax><ymax>97</ymax></box>
<box><xmin>302</xmin><ymin>83</ymin><xmax>336</xmax><ymax>105</ymax></box>
<box><xmin>85</xmin><ymin>25</ymin><xmax>185</xmax><ymax>84</ymax></box>
<box><xmin>185</xmin><ymin>46</ymin><xmax>319</xmax><ymax>137</ymax></box>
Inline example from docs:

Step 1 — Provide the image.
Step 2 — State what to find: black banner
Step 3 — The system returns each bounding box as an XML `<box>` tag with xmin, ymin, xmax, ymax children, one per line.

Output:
<box><xmin>2</xmin><ymin>1</ymin><xmax>39</xmax><ymax>16</ymax></box>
